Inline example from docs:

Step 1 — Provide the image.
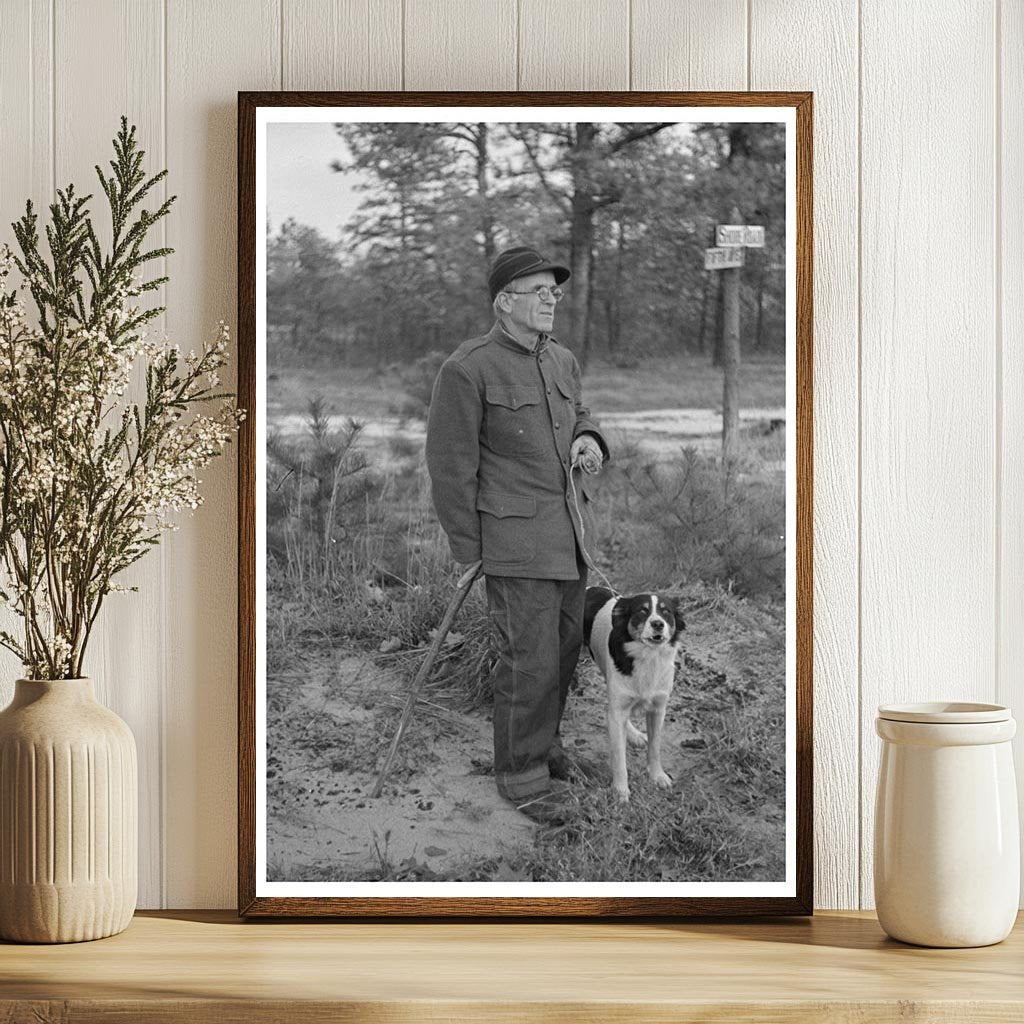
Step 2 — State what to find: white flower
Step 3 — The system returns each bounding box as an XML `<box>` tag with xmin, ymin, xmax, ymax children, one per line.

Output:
<box><xmin>1</xmin><ymin>254</ymin><xmax>241</xmax><ymax>676</ymax></box>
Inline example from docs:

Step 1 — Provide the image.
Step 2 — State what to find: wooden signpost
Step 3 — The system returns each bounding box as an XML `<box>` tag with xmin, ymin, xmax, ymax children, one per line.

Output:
<box><xmin>704</xmin><ymin>210</ymin><xmax>766</xmax><ymax>461</ymax></box>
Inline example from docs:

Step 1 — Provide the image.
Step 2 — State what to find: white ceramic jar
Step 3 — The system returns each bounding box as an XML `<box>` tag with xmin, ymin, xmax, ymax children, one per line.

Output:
<box><xmin>874</xmin><ymin>702</ymin><xmax>1019</xmax><ymax>948</ymax></box>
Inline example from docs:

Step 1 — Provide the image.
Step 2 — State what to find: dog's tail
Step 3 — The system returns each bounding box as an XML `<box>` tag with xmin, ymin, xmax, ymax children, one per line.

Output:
<box><xmin>583</xmin><ymin>586</ymin><xmax>615</xmax><ymax>647</ymax></box>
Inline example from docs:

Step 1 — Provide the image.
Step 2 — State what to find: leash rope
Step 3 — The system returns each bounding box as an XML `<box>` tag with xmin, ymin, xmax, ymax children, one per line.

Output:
<box><xmin>569</xmin><ymin>453</ymin><xmax>620</xmax><ymax>598</ymax></box>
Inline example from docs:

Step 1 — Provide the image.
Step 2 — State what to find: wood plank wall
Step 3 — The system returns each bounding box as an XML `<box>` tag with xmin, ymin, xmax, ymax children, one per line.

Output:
<box><xmin>0</xmin><ymin>0</ymin><xmax>1016</xmax><ymax>911</ymax></box>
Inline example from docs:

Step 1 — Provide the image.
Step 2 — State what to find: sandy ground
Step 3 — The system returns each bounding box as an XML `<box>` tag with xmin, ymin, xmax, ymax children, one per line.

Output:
<box><xmin>267</xmin><ymin>656</ymin><xmax>537</xmax><ymax>879</ymax></box>
<box><xmin>267</xmin><ymin>617</ymin><xmax>715</xmax><ymax>883</ymax></box>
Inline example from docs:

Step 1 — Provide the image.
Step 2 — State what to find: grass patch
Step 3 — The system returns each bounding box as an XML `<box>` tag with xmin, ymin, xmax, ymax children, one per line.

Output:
<box><xmin>265</xmin><ymin>395</ymin><xmax>787</xmax><ymax>883</ymax></box>
<box><xmin>584</xmin><ymin>352</ymin><xmax>786</xmax><ymax>414</ymax></box>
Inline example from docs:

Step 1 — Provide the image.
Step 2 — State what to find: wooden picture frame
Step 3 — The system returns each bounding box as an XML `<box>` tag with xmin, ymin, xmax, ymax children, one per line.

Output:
<box><xmin>238</xmin><ymin>91</ymin><xmax>813</xmax><ymax>917</ymax></box>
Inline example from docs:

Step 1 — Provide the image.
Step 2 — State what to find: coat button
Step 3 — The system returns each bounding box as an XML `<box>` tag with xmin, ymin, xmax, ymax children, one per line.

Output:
<box><xmin>554</xmin><ymin>422</ymin><xmax>560</xmax><ymax>429</ymax></box>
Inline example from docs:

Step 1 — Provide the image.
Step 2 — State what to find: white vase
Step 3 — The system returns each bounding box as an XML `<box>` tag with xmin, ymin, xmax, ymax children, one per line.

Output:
<box><xmin>0</xmin><ymin>678</ymin><xmax>137</xmax><ymax>943</ymax></box>
<box><xmin>874</xmin><ymin>702</ymin><xmax>1019</xmax><ymax>948</ymax></box>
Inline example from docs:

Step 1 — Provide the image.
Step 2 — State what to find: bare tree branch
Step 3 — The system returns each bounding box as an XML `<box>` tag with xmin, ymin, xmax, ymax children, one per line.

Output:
<box><xmin>442</xmin><ymin>124</ymin><xmax>480</xmax><ymax>147</ymax></box>
<box><xmin>608</xmin><ymin>122</ymin><xmax>675</xmax><ymax>154</ymax></box>
<box><xmin>507</xmin><ymin>127</ymin><xmax>571</xmax><ymax>215</ymax></box>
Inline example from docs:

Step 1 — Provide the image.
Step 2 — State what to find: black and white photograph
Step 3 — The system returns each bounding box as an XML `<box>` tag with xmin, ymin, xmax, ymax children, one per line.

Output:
<box><xmin>242</xmin><ymin>97</ymin><xmax>810</xmax><ymax>913</ymax></box>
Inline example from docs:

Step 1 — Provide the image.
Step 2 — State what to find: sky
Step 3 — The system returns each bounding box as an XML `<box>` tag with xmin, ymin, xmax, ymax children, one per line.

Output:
<box><xmin>267</xmin><ymin>122</ymin><xmax>358</xmax><ymax>241</ymax></box>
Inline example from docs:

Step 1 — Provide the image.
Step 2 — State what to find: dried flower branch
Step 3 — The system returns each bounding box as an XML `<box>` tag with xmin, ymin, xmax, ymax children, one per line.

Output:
<box><xmin>0</xmin><ymin>117</ymin><xmax>243</xmax><ymax>679</ymax></box>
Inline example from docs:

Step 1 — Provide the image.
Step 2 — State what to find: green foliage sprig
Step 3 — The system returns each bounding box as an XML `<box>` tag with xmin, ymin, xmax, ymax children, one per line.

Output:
<box><xmin>0</xmin><ymin>117</ymin><xmax>243</xmax><ymax>679</ymax></box>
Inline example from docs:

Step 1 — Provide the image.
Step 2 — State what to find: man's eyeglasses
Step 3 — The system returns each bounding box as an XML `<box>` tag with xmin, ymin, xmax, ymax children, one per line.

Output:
<box><xmin>503</xmin><ymin>285</ymin><xmax>565</xmax><ymax>303</ymax></box>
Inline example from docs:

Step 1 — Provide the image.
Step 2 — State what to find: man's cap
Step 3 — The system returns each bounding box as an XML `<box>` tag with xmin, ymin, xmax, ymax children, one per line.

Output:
<box><xmin>488</xmin><ymin>246</ymin><xmax>571</xmax><ymax>301</ymax></box>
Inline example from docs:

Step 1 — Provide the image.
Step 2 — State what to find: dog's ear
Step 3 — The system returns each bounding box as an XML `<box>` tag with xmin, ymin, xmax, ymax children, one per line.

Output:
<box><xmin>668</xmin><ymin>597</ymin><xmax>686</xmax><ymax>638</ymax></box>
<box><xmin>611</xmin><ymin>598</ymin><xmax>631</xmax><ymax>634</ymax></box>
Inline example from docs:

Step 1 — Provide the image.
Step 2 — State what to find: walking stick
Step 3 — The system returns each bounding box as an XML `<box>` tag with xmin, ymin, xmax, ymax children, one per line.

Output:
<box><xmin>371</xmin><ymin>561</ymin><xmax>483</xmax><ymax>798</ymax></box>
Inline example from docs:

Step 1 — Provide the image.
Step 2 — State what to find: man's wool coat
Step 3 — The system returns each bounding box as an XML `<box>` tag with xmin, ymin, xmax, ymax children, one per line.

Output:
<box><xmin>426</xmin><ymin>321</ymin><xmax>609</xmax><ymax>580</ymax></box>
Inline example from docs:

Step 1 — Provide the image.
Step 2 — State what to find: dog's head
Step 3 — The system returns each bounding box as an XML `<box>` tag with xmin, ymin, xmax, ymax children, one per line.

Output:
<box><xmin>612</xmin><ymin>593</ymin><xmax>685</xmax><ymax>647</ymax></box>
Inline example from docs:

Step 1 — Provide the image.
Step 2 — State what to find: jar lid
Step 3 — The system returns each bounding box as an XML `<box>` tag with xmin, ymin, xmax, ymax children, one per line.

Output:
<box><xmin>877</xmin><ymin>702</ymin><xmax>1011</xmax><ymax>724</ymax></box>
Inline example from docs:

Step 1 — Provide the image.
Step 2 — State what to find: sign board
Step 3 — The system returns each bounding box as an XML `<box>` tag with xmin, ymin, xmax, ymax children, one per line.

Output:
<box><xmin>716</xmin><ymin>224</ymin><xmax>766</xmax><ymax>248</ymax></box>
<box><xmin>705</xmin><ymin>246</ymin><xmax>745</xmax><ymax>271</ymax></box>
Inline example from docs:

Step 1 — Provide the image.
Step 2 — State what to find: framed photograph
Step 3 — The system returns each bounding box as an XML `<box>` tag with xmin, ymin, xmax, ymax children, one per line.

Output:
<box><xmin>238</xmin><ymin>91</ymin><xmax>812</xmax><ymax>917</ymax></box>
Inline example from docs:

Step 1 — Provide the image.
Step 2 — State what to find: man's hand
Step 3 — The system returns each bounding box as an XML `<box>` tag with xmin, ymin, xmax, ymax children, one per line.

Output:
<box><xmin>570</xmin><ymin>434</ymin><xmax>604</xmax><ymax>474</ymax></box>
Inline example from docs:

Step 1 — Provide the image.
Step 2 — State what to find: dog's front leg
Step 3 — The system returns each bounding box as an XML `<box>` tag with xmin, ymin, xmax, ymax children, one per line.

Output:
<box><xmin>645</xmin><ymin>701</ymin><xmax>672</xmax><ymax>789</ymax></box>
<box><xmin>607</xmin><ymin>700</ymin><xmax>632</xmax><ymax>802</ymax></box>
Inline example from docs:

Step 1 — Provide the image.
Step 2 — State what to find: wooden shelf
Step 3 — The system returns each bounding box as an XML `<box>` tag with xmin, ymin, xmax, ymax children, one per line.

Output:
<box><xmin>2</xmin><ymin>910</ymin><xmax>1022</xmax><ymax>1022</ymax></box>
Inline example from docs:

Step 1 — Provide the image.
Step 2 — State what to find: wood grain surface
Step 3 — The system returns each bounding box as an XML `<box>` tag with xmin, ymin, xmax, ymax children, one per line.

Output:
<box><xmin>519</xmin><ymin>0</ymin><xmax>630</xmax><ymax>90</ymax></box>
<box><xmin>858</xmin><ymin>0</ymin><xmax>998</xmax><ymax>910</ymax></box>
<box><xmin>164</xmin><ymin>0</ymin><xmax>280</xmax><ymax>909</ymax></box>
<box><xmin>284</xmin><ymin>0</ymin><xmax>402</xmax><ymax>91</ymax></box>
<box><xmin>751</xmin><ymin>0</ymin><xmax>860</xmax><ymax>913</ymax></box>
<box><xmin>631</xmin><ymin>0</ymin><xmax>747</xmax><ymax>91</ymax></box>
<box><xmin>1001</xmin><ymin>0</ymin><xmax>1024</xmax><ymax>848</ymax></box>
<box><xmin>2</xmin><ymin>910</ymin><xmax>1024</xmax><ymax>1023</ymax></box>
<box><xmin>0</xmin><ymin>0</ymin><xmax>1017</xmax><ymax>914</ymax></box>
<box><xmin>405</xmin><ymin>0</ymin><xmax>516</xmax><ymax>91</ymax></box>
<box><xmin>51</xmin><ymin>0</ymin><xmax>167</xmax><ymax>914</ymax></box>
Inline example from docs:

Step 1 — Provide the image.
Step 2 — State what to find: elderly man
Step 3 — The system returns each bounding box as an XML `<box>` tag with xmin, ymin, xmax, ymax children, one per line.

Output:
<box><xmin>425</xmin><ymin>245</ymin><xmax>609</xmax><ymax>824</ymax></box>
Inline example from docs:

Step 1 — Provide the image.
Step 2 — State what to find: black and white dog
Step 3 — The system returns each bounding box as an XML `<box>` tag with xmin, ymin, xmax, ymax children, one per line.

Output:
<box><xmin>583</xmin><ymin>586</ymin><xmax>685</xmax><ymax>802</ymax></box>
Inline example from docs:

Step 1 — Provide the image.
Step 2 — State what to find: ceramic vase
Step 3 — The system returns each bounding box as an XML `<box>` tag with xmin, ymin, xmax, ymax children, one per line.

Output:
<box><xmin>874</xmin><ymin>702</ymin><xmax>1019</xmax><ymax>948</ymax></box>
<box><xmin>0</xmin><ymin>677</ymin><xmax>137</xmax><ymax>943</ymax></box>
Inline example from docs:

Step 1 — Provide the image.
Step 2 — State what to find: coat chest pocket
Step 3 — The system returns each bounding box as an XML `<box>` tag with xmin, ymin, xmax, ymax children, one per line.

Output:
<box><xmin>483</xmin><ymin>385</ymin><xmax>546</xmax><ymax>454</ymax></box>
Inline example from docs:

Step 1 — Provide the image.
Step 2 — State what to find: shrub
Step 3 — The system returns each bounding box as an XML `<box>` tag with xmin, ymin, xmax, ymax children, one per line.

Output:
<box><xmin>266</xmin><ymin>396</ymin><xmax>380</xmax><ymax>583</ymax></box>
<box><xmin>266</xmin><ymin>401</ymin><xmax>496</xmax><ymax>706</ymax></box>
<box><xmin>598</xmin><ymin>447</ymin><xmax>784</xmax><ymax>598</ymax></box>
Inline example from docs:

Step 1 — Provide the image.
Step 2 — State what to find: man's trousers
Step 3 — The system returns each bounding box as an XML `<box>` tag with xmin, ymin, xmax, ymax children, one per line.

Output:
<box><xmin>484</xmin><ymin>561</ymin><xmax>588</xmax><ymax>800</ymax></box>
